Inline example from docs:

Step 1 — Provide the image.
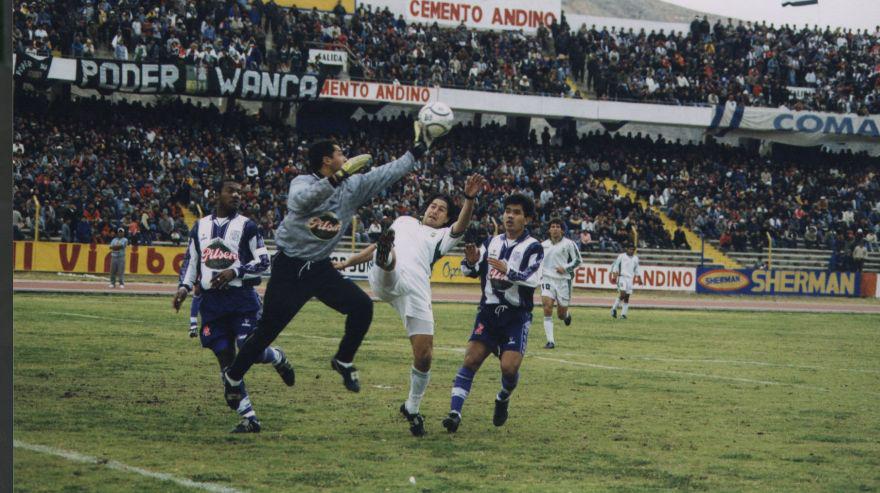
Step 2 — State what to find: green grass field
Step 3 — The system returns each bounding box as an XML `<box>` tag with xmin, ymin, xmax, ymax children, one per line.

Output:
<box><xmin>12</xmin><ymin>293</ymin><xmax>880</xmax><ymax>492</ymax></box>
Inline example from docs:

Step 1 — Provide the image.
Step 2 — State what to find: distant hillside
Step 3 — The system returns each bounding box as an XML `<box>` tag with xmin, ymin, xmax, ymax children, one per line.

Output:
<box><xmin>563</xmin><ymin>0</ymin><xmax>733</xmax><ymax>24</ymax></box>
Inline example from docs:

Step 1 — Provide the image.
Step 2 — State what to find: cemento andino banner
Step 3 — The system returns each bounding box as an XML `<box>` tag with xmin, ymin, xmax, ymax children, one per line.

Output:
<box><xmin>309</xmin><ymin>49</ymin><xmax>348</xmax><ymax>68</ymax></box>
<box><xmin>696</xmin><ymin>267</ymin><xmax>861</xmax><ymax>297</ymax></box>
<box><xmin>13</xmin><ymin>241</ymin><xmax>185</xmax><ymax>276</ymax></box>
<box><xmin>573</xmin><ymin>263</ymin><xmax>696</xmax><ymax>292</ymax></box>
<box><xmin>321</xmin><ymin>79</ymin><xmax>438</xmax><ymax>104</ymax></box>
<box><xmin>406</xmin><ymin>0</ymin><xmax>560</xmax><ymax>32</ymax></box>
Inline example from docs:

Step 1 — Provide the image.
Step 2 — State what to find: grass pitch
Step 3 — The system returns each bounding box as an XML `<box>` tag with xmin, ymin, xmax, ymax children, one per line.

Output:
<box><xmin>12</xmin><ymin>293</ymin><xmax>880</xmax><ymax>492</ymax></box>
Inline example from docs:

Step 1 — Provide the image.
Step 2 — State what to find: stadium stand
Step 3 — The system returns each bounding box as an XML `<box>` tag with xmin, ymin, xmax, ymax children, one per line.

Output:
<box><xmin>11</xmin><ymin>1</ymin><xmax>880</xmax><ymax>112</ymax></box>
<box><xmin>12</xmin><ymin>90</ymin><xmax>880</xmax><ymax>272</ymax></box>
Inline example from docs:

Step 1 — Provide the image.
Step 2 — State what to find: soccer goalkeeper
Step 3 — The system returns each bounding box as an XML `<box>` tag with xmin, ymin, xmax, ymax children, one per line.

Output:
<box><xmin>219</xmin><ymin>121</ymin><xmax>442</xmax><ymax>419</ymax></box>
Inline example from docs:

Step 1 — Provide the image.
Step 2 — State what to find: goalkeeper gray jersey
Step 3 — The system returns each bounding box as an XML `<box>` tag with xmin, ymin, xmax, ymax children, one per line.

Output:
<box><xmin>274</xmin><ymin>151</ymin><xmax>418</xmax><ymax>261</ymax></box>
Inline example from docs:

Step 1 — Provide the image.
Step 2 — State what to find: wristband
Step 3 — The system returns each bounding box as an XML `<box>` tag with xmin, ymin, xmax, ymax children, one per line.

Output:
<box><xmin>464</xmin><ymin>193</ymin><xmax>477</xmax><ymax>200</ymax></box>
<box><xmin>410</xmin><ymin>142</ymin><xmax>427</xmax><ymax>159</ymax></box>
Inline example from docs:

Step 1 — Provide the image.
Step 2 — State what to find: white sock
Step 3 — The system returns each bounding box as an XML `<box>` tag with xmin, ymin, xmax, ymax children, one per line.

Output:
<box><xmin>270</xmin><ymin>347</ymin><xmax>283</xmax><ymax>365</ymax></box>
<box><xmin>405</xmin><ymin>367</ymin><xmax>431</xmax><ymax>414</ymax></box>
<box><xmin>622</xmin><ymin>303</ymin><xmax>629</xmax><ymax>316</ymax></box>
<box><xmin>612</xmin><ymin>299</ymin><xmax>620</xmax><ymax>311</ymax></box>
<box><xmin>543</xmin><ymin>316</ymin><xmax>554</xmax><ymax>344</ymax></box>
<box><xmin>189</xmin><ymin>317</ymin><xmax>198</xmax><ymax>326</ymax></box>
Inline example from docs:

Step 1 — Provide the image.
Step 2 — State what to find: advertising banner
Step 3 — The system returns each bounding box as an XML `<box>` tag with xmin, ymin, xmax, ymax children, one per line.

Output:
<box><xmin>271</xmin><ymin>0</ymin><xmax>354</xmax><ymax>10</ymax></box>
<box><xmin>404</xmin><ymin>0</ymin><xmax>561</xmax><ymax>32</ymax></box>
<box><xmin>696</xmin><ymin>267</ymin><xmax>862</xmax><ymax>297</ymax></box>
<box><xmin>573</xmin><ymin>263</ymin><xmax>696</xmax><ymax>292</ymax></box>
<box><xmin>309</xmin><ymin>49</ymin><xmax>348</xmax><ymax>68</ymax></box>
<box><xmin>13</xmin><ymin>241</ymin><xmax>185</xmax><ymax>276</ymax></box>
<box><xmin>320</xmin><ymin>79</ymin><xmax>438</xmax><ymax>105</ymax></box>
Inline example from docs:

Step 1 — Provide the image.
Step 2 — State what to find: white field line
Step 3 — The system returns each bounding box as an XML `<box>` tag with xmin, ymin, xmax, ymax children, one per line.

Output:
<box><xmin>13</xmin><ymin>440</ymin><xmax>246</xmax><ymax>493</ymax></box>
<box><xmin>44</xmin><ymin>311</ymin><xmax>148</xmax><ymax>323</ymax></box>
<box><xmin>286</xmin><ymin>333</ymin><xmax>875</xmax><ymax>394</ymax></box>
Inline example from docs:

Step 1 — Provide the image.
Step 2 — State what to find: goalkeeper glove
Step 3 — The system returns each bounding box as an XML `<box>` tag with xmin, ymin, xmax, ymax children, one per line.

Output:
<box><xmin>411</xmin><ymin>121</ymin><xmax>433</xmax><ymax>159</ymax></box>
<box><xmin>189</xmin><ymin>324</ymin><xmax>198</xmax><ymax>338</ymax></box>
<box><xmin>329</xmin><ymin>154</ymin><xmax>372</xmax><ymax>187</ymax></box>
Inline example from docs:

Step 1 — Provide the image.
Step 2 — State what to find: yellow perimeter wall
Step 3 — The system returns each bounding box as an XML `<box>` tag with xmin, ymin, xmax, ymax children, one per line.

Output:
<box><xmin>13</xmin><ymin>241</ymin><xmax>478</xmax><ymax>283</ymax></box>
<box><xmin>14</xmin><ymin>241</ymin><xmax>185</xmax><ymax>276</ymax></box>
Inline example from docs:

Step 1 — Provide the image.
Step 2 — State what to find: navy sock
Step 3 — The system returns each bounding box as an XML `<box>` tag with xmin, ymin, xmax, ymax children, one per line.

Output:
<box><xmin>450</xmin><ymin>367</ymin><xmax>476</xmax><ymax>415</ymax></box>
<box><xmin>497</xmin><ymin>372</ymin><xmax>519</xmax><ymax>401</ymax></box>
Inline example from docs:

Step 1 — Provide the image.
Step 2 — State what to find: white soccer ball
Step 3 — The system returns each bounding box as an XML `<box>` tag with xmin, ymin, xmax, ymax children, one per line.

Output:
<box><xmin>418</xmin><ymin>101</ymin><xmax>454</xmax><ymax>140</ymax></box>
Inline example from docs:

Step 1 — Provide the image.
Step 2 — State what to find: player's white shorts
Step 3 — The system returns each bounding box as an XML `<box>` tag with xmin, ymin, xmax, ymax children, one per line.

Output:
<box><xmin>368</xmin><ymin>264</ymin><xmax>434</xmax><ymax>337</ymax></box>
<box><xmin>616</xmin><ymin>276</ymin><xmax>634</xmax><ymax>294</ymax></box>
<box><xmin>541</xmin><ymin>277</ymin><xmax>572</xmax><ymax>307</ymax></box>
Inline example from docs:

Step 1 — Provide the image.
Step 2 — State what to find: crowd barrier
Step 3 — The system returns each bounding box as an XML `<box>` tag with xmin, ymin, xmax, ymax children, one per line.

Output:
<box><xmin>13</xmin><ymin>242</ymin><xmax>880</xmax><ymax>298</ymax></box>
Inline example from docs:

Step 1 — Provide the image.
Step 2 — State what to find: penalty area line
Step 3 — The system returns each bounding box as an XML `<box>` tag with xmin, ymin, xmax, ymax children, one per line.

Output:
<box><xmin>13</xmin><ymin>440</ymin><xmax>246</xmax><ymax>493</ymax></box>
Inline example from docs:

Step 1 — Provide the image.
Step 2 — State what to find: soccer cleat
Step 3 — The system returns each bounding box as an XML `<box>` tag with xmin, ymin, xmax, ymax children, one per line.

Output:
<box><xmin>442</xmin><ymin>412</ymin><xmax>461</xmax><ymax>433</ymax></box>
<box><xmin>231</xmin><ymin>416</ymin><xmax>261</xmax><ymax>433</ymax></box>
<box><xmin>188</xmin><ymin>325</ymin><xmax>199</xmax><ymax>338</ymax></box>
<box><xmin>221</xmin><ymin>369</ymin><xmax>245</xmax><ymax>410</ymax></box>
<box><xmin>611</xmin><ymin>308</ymin><xmax>617</xmax><ymax>319</ymax></box>
<box><xmin>544</xmin><ymin>342</ymin><xmax>555</xmax><ymax>349</ymax></box>
<box><xmin>375</xmin><ymin>227</ymin><xmax>395</xmax><ymax>269</ymax></box>
<box><xmin>564</xmin><ymin>313</ymin><xmax>572</xmax><ymax>326</ymax></box>
<box><xmin>400</xmin><ymin>404</ymin><xmax>426</xmax><ymax>437</ymax></box>
<box><xmin>273</xmin><ymin>349</ymin><xmax>296</xmax><ymax>387</ymax></box>
<box><xmin>493</xmin><ymin>398</ymin><xmax>510</xmax><ymax>427</ymax></box>
<box><xmin>119</xmin><ymin>284</ymin><xmax>125</xmax><ymax>289</ymax></box>
<box><xmin>331</xmin><ymin>358</ymin><xmax>361</xmax><ymax>392</ymax></box>
<box><xmin>108</xmin><ymin>283</ymin><xmax>114</xmax><ymax>288</ymax></box>
<box><xmin>621</xmin><ymin>314</ymin><xmax>627</xmax><ymax>320</ymax></box>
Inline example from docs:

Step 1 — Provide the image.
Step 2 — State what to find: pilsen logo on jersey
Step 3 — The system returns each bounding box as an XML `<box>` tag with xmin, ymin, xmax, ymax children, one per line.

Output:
<box><xmin>489</xmin><ymin>268</ymin><xmax>513</xmax><ymax>290</ymax></box>
<box><xmin>308</xmin><ymin>212</ymin><xmax>341</xmax><ymax>241</ymax></box>
<box><xmin>202</xmin><ymin>240</ymin><xmax>238</xmax><ymax>269</ymax></box>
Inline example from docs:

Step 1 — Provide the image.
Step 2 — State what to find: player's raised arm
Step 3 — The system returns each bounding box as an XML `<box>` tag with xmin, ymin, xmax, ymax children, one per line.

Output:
<box><xmin>236</xmin><ymin>220</ymin><xmax>271</xmax><ymax>278</ymax></box>
<box><xmin>450</xmin><ymin>174</ymin><xmax>486</xmax><ymax>237</ymax></box>
<box><xmin>506</xmin><ymin>242</ymin><xmax>544</xmax><ymax>288</ymax></box>
<box><xmin>461</xmin><ymin>239</ymin><xmax>488</xmax><ymax>278</ymax></box>
<box><xmin>335</xmin><ymin>244</ymin><xmax>377</xmax><ymax>270</ymax></box>
<box><xmin>345</xmin><ymin>121</ymin><xmax>440</xmax><ymax>207</ymax></box>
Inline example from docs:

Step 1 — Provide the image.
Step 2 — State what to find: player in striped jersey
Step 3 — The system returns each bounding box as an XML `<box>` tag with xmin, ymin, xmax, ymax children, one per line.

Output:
<box><xmin>442</xmin><ymin>193</ymin><xmax>543</xmax><ymax>433</ymax></box>
<box><xmin>173</xmin><ymin>178</ymin><xmax>295</xmax><ymax>433</ymax></box>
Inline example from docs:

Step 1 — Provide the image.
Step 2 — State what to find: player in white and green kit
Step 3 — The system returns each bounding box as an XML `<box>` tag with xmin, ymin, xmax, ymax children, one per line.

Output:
<box><xmin>539</xmin><ymin>218</ymin><xmax>582</xmax><ymax>348</ymax></box>
<box><xmin>339</xmin><ymin>174</ymin><xmax>486</xmax><ymax>436</ymax></box>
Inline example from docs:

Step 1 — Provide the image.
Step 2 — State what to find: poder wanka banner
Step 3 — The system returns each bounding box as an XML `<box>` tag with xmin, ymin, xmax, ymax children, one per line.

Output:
<box><xmin>696</xmin><ymin>268</ymin><xmax>861</xmax><ymax>297</ymax></box>
<box><xmin>406</xmin><ymin>0</ymin><xmax>560</xmax><ymax>32</ymax></box>
<box><xmin>13</xmin><ymin>241</ymin><xmax>185</xmax><ymax>276</ymax></box>
<box><xmin>573</xmin><ymin>263</ymin><xmax>696</xmax><ymax>292</ymax></box>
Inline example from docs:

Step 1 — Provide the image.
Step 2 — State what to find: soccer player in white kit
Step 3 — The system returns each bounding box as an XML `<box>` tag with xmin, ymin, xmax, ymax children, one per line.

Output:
<box><xmin>336</xmin><ymin>174</ymin><xmax>486</xmax><ymax>436</ymax></box>
<box><xmin>540</xmin><ymin>218</ymin><xmax>582</xmax><ymax>349</ymax></box>
<box><xmin>610</xmin><ymin>243</ymin><xmax>640</xmax><ymax>319</ymax></box>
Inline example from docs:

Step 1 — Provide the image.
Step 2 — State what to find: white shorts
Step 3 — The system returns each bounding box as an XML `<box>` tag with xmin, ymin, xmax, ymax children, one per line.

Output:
<box><xmin>616</xmin><ymin>276</ymin><xmax>634</xmax><ymax>295</ymax></box>
<box><xmin>541</xmin><ymin>277</ymin><xmax>572</xmax><ymax>307</ymax></box>
<box><xmin>368</xmin><ymin>264</ymin><xmax>434</xmax><ymax>336</ymax></box>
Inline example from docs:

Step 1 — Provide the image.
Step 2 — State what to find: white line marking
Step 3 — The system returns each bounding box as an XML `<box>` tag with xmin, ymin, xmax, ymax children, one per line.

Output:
<box><xmin>45</xmin><ymin>311</ymin><xmax>147</xmax><ymax>323</ymax></box>
<box><xmin>284</xmin><ymin>333</ymin><xmax>872</xmax><ymax>394</ymax></box>
<box><xmin>13</xmin><ymin>440</ymin><xmax>246</xmax><ymax>493</ymax></box>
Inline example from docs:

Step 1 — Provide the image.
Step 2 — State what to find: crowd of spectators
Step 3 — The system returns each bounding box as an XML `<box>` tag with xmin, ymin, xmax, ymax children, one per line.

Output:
<box><xmin>12</xmin><ymin>0</ymin><xmax>880</xmax><ymax>112</ymax></box>
<box><xmin>13</xmin><ymin>93</ymin><xmax>880</xmax><ymax>269</ymax></box>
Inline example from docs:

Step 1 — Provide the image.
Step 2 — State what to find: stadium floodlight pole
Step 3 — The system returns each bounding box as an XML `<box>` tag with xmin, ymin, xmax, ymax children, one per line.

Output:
<box><xmin>32</xmin><ymin>194</ymin><xmax>40</xmax><ymax>242</ymax></box>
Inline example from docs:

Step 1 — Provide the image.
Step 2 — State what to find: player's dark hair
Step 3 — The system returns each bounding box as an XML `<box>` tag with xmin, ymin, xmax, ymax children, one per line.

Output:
<box><xmin>548</xmin><ymin>217</ymin><xmax>565</xmax><ymax>229</ymax></box>
<box><xmin>422</xmin><ymin>193</ymin><xmax>458</xmax><ymax>227</ymax></box>
<box><xmin>308</xmin><ymin>139</ymin><xmax>338</xmax><ymax>173</ymax></box>
<box><xmin>214</xmin><ymin>176</ymin><xmax>240</xmax><ymax>193</ymax></box>
<box><xmin>504</xmin><ymin>193</ymin><xmax>535</xmax><ymax>219</ymax></box>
